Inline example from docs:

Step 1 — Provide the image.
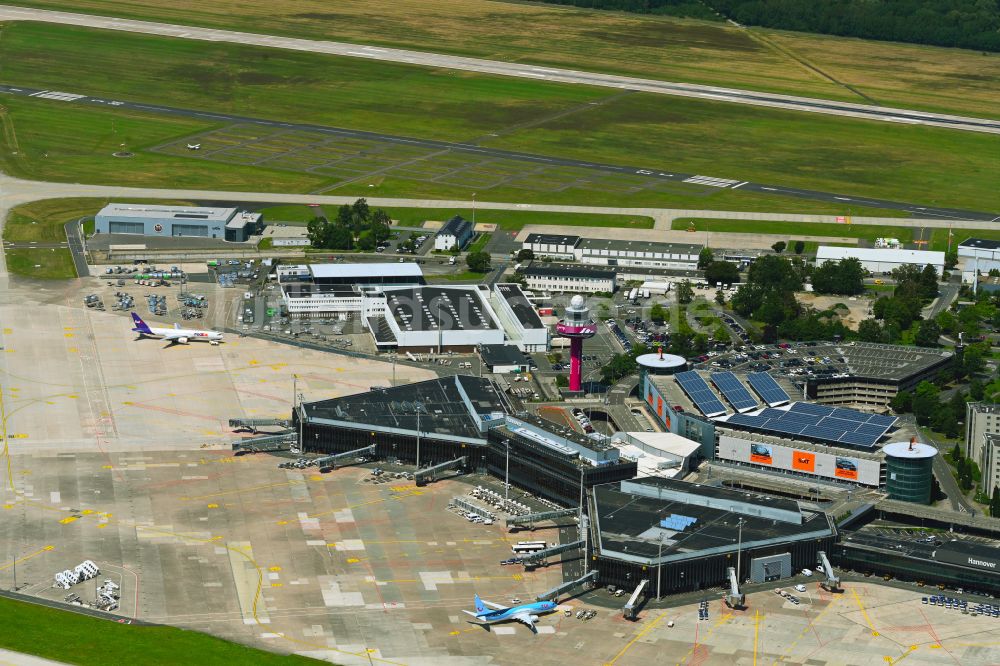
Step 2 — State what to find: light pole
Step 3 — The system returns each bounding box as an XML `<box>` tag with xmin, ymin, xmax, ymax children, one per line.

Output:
<box><xmin>735</xmin><ymin>517</ymin><xmax>744</xmax><ymax>583</ymax></box>
<box><xmin>657</xmin><ymin>534</ymin><xmax>664</xmax><ymax>600</ymax></box>
<box><xmin>416</xmin><ymin>408</ymin><xmax>421</xmax><ymax>469</ymax></box>
<box><xmin>504</xmin><ymin>439</ymin><xmax>510</xmax><ymax>512</ymax></box>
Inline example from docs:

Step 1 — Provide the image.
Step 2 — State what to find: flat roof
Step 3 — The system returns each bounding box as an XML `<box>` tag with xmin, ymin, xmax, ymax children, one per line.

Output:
<box><xmin>480</xmin><ymin>344</ymin><xmax>525</xmax><ymax>367</ymax></box>
<box><xmin>845</xmin><ymin>530</ymin><xmax>1000</xmax><ymax>575</ymax></box>
<box><xmin>98</xmin><ymin>203</ymin><xmax>236</xmax><ymax>222</ymax></box>
<box><xmin>960</xmin><ymin>238</ymin><xmax>1000</xmax><ymax>251</ymax></box>
<box><xmin>882</xmin><ymin>440</ymin><xmax>937</xmax><ymax>459</ymax></box>
<box><xmin>637</xmin><ymin>352</ymin><xmax>686</xmax><ymax>369</ymax></box>
<box><xmin>226</xmin><ymin>211</ymin><xmax>261</xmax><ymax>229</ymax></box>
<box><xmin>383</xmin><ymin>286</ymin><xmax>498</xmax><ymax>331</ymax></box>
<box><xmin>495</xmin><ymin>283</ymin><xmax>544</xmax><ymax>330</ymax></box>
<box><xmin>579</xmin><ymin>238</ymin><xmax>702</xmax><ymax>254</ymax></box>
<box><xmin>593</xmin><ymin>478</ymin><xmax>831</xmax><ymax>562</ymax></box>
<box><xmin>281</xmin><ymin>283</ymin><xmax>359</xmax><ymax>297</ymax></box>
<box><xmin>304</xmin><ymin>375</ymin><xmax>507</xmax><ymax>440</ymax></box>
<box><xmin>816</xmin><ymin>246</ymin><xmax>945</xmax><ymax>265</ymax></box>
<box><xmin>310</xmin><ymin>263</ymin><xmax>424</xmax><ymax>280</ymax></box>
<box><xmin>523</xmin><ymin>233</ymin><xmax>581</xmax><ymax>246</ymax></box>
<box><xmin>522</xmin><ymin>264</ymin><xmax>616</xmax><ymax>280</ymax></box>
<box><xmin>833</xmin><ymin>342</ymin><xmax>952</xmax><ymax>382</ymax></box>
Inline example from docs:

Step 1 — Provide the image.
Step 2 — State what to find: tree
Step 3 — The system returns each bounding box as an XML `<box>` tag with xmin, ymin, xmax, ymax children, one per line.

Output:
<box><xmin>357</xmin><ymin>230</ymin><xmax>376</xmax><ymax>252</ymax></box>
<box><xmin>950</xmin><ymin>443</ymin><xmax>963</xmax><ymax>462</ymax></box>
<box><xmin>715</xmin><ymin>289</ymin><xmax>726</xmax><ymax>305</ymax></box>
<box><xmin>697</xmin><ymin>247</ymin><xmax>714</xmax><ymax>270</ymax></box>
<box><xmin>970</xmin><ymin>377</ymin><xmax>985</xmax><ymax>401</ymax></box>
<box><xmin>811</xmin><ymin>258</ymin><xmax>865</xmax><ymax>295</ymax></box>
<box><xmin>555</xmin><ymin>374</ymin><xmax>568</xmax><ymax>388</ymax></box>
<box><xmin>676</xmin><ymin>280</ymin><xmax>694</xmax><ymax>305</ymax></box>
<box><xmin>747</xmin><ymin>255</ymin><xmax>802</xmax><ymax>292</ymax></box>
<box><xmin>914</xmin><ymin>319</ymin><xmax>941</xmax><ymax>347</ymax></box>
<box><xmin>771</xmin><ymin>241</ymin><xmax>786</xmax><ymax>253</ymax></box>
<box><xmin>920</xmin><ymin>264</ymin><xmax>940</xmax><ymax>299</ymax></box>
<box><xmin>371</xmin><ymin>209</ymin><xmax>392</xmax><ymax>243</ymax></box>
<box><xmin>857</xmin><ymin>318</ymin><xmax>885</xmax><ymax>343</ymax></box>
<box><xmin>649</xmin><ymin>303</ymin><xmax>669</xmax><ymax>323</ymax></box>
<box><xmin>945</xmin><ymin>249</ymin><xmax>959</xmax><ymax>270</ymax></box>
<box><xmin>890</xmin><ymin>389</ymin><xmax>912</xmax><ymax>413</ymax></box>
<box><xmin>793</xmin><ymin>240</ymin><xmax>805</xmax><ymax>254</ymax></box>
<box><xmin>911</xmin><ymin>381</ymin><xmax>940</xmax><ymax>426</ymax></box>
<box><xmin>704</xmin><ymin>261</ymin><xmax>740</xmax><ymax>286</ymax></box>
<box><xmin>306</xmin><ymin>215</ymin><xmax>328</xmax><ymax>246</ymax></box>
<box><xmin>516</xmin><ymin>248</ymin><xmax>534</xmax><ymax>261</ymax></box>
<box><xmin>600</xmin><ymin>353</ymin><xmax>637</xmax><ymax>385</ymax></box>
<box><xmin>466</xmin><ymin>251</ymin><xmax>491</xmax><ymax>273</ymax></box>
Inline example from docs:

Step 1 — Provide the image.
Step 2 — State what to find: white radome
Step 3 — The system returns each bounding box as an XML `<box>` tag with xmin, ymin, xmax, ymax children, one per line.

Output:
<box><xmin>570</xmin><ymin>295</ymin><xmax>585</xmax><ymax>309</ymax></box>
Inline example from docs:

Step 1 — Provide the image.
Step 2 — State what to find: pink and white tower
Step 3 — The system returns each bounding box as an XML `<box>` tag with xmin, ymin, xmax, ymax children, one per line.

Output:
<box><xmin>556</xmin><ymin>295</ymin><xmax>598</xmax><ymax>392</ymax></box>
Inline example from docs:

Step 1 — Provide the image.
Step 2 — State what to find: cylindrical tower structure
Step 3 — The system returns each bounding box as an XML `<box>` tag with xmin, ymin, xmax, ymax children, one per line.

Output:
<box><xmin>881</xmin><ymin>438</ymin><xmax>937</xmax><ymax>504</ymax></box>
<box><xmin>636</xmin><ymin>349</ymin><xmax>687</xmax><ymax>384</ymax></box>
<box><xmin>555</xmin><ymin>295</ymin><xmax>597</xmax><ymax>392</ymax></box>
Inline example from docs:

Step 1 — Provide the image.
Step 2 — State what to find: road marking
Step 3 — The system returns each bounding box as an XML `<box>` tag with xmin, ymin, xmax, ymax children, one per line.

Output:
<box><xmin>731</xmin><ymin>181</ymin><xmax>749</xmax><ymax>189</ymax></box>
<box><xmin>605</xmin><ymin>610</ymin><xmax>670</xmax><ymax>665</ymax></box>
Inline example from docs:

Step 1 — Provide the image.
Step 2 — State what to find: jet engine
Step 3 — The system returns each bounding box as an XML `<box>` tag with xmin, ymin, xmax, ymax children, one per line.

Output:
<box><xmin>177</xmin><ymin>336</ymin><xmax>189</xmax><ymax>344</ymax></box>
<box><xmin>529</xmin><ymin>615</ymin><xmax>539</xmax><ymax>622</ymax></box>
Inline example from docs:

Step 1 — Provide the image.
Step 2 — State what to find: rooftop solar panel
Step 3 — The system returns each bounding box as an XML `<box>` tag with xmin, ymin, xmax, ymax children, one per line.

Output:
<box><xmin>675</xmin><ymin>371</ymin><xmax>728</xmax><ymax>417</ymax></box>
<box><xmin>838</xmin><ymin>431</ymin><xmax>881</xmax><ymax>447</ymax></box>
<box><xmin>722</xmin><ymin>399</ymin><xmax>895</xmax><ymax>449</ymax></box>
<box><xmin>746</xmin><ymin>372</ymin><xmax>791</xmax><ymax>406</ymax></box>
<box><xmin>710</xmin><ymin>372</ymin><xmax>759</xmax><ymax>412</ymax></box>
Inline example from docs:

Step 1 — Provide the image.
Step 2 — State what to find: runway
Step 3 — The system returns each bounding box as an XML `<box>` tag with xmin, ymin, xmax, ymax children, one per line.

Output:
<box><xmin>1</xmin><ymin>83</ymin><xmax>995</xmax><ymax>222</ymax></box>
<box><xmin>1</xmin><ymin>5</ymin><xmax>999</xmax><ymax>135</ymax></box>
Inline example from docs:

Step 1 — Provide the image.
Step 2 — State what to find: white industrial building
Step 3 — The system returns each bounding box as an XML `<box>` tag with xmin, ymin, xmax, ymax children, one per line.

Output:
<box><xmin>610</xmin><ymin>431</ymin><xmax>701</xmax><ymax>478</ymax></box>
<box><xmin>374</xmin><ymin>285</ymin><xmax>505</xmax><ymax>352</ymax></box>
<box><xmin>434</xmin><ymin>215</ymin><xmax>474</xmax><ymax>251</ymax></box>
<box><xmin>815</xmin><ymin>246</ymin><xmax>945</xmax><ymax>274</ymax></box>
<box><xmin>521</xmin><ymin>264</ymin><xmax>616</xmax><ymax>294</ymax></box>
<box><xmin>522</xmin><ymin>233</ymin><xmax>701</xmax><ymax>270</ymax></box>
<box><xmin>958</xmin><ymin>239</ymin><xmax>1000</xmax><ymax>284</ymax></box>
<box><xmin>489</xmin><ymin>284</ymin><xmax>549</xmax><ymax>351</ymax></box>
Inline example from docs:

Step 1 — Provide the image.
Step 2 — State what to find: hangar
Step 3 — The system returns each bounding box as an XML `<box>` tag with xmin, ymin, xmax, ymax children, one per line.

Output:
<box><xmin>815</xmin><ymin>246</ymin><xmax>944</xmax><ymax>274</ymax></box>
<box><xmin>95</xmin><ymin>203</ymin><xmax>262</xmax><ymax>242</ymax></box>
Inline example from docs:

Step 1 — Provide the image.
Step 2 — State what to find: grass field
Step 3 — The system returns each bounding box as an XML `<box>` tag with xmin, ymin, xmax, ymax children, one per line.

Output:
<box><xmin>5</xmin><ymin>247</ymin><xmax>77</xmax><ymax>278</ymax></box>
<box><xmin>0</xmin><ymin>23</ymin><xmax>995</xmax><ymax>214</ymax></box>
<box><xmin>672</xmin><ymin>218</ymin><xmax>917</xmax><ymax>242</ymax></box>
<box><xmin>259</xmin><ymin>204</ymin><xmax>319</xmax><ymax>223</ymax></box>
<box><xmin>380</xmin><ymin>207</ymin><xmax>655</xmax><ymax>231</ymax></box>
<box><xmin>0</xmin><ymin>98</ymin><xmax>325</xmax><ymax>192</ymax></box>
<box><xmin>0</xmin><ymin>595</ymin><xmax>320</xmax><ymax>665</ymax></box>
<box><xmin>467</xmin><ymin>232</ymin><xmax>491</xmax><ymax>254</ymax></box>
<box><xmin>928</xmin><ymin>228</ymin><xmax>1000</xmax><ymax>252</ymax></box>
<box><xmin>8</xmin><ymin>0</ymin><xmax>1000</xmax><ymax>118</ymax></box>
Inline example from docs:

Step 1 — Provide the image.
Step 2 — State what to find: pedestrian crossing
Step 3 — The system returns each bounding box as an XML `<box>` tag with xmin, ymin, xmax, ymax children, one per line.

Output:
<box><xmin>683</xmin><ymin>174</ymin><xmax>746</xmax><ymax>188</ymax></box>
<box><xmin>29</xmin><ymin>90</ymin><xmax>85</xmax><ymax>102</ymax></box>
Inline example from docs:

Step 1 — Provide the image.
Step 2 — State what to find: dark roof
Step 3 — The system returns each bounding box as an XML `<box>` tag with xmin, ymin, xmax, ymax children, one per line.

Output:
<box><xmin>303</xmin><ymin>376</ymin><xmax>508</xmax><ymax>439</ymax></box>
<box><xmin>281</xmin><ymin>282</ymin><xmax>357</xmax><ymax>297</ymax></box>
<box><xmin>496</xmin><ymin>283</ymin><xmax>544</xmax><ymax>329</ymax></box>
<box><xmin>592</xmin><ymin>478</ymin><xmax>830</xmax><ymax>561</ymax></box>
<box><xmin>438</xmin><ymin>215</ymin><xmax>473</xmax><ymax>238</ymax></box>
<box><xmin>384</xmin><ymin>286</ymin><xmax>498</xmax><ymax>331</ymax></box>
<box><xmin>844</xmin><ymin>530</ymin><xmax>1000</xmax><ymax>575</ymax></box>
<box><xmin>480</xmin><ymin>344</ymin><xmax>526</xmax><ymax>368</ymax></box>
<box><xmin>523</xmin><ymin>233</ymin><xmax>581</xmax><ymax>247</ymax></box>
<box><xmin>522</xmin><ymin>264</ymin><xmax>616</xmax><ymax>280</ymax></box>
<box><xmin>959</xmin><ymin>238</ymin><xmax>1000</xmax><ymax>250</ymax></box>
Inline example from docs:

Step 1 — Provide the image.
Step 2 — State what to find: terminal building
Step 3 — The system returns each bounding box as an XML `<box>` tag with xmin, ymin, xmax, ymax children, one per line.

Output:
<box><xmin>589</xmin><ymin>477</ymin><xmax>837</xmax><ymax>595</ymax></box>
<box><xmin>294</xmin><ymin>376</ymin><xmax>637</xmax><ymax>505</ymax></box>
<box><xmin>95</xmin><ymin>203</ymin><xmax>262</xmax><ymax>242</ymax></box>
<box><xmin>522</xmin><ymin>234</ymin><xmax>702</xmax><ymax>270</ymax></box>
<box><xmin>521</xmin><ymin>264</ymin><xmax>617</xmax><ymax>294</ymax></box>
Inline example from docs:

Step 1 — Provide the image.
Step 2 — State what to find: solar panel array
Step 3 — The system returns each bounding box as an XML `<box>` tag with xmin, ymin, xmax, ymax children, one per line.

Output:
<box><xmin>710</xmin><ymin>372</ymin><xmax>759</xmax><ymax>412</ymax></box>
<box><xmin>675</xmin><ymin>371</ymin><xmax>728</xmax><ymax>417</ymax></box>
<box><xmin>746</xmin><ymin>372</ymin><xmax>791</xmax><ymax>406</ymax></box>
<box><xmin>726</xmin><ymin>402</ymin><xmax>897</xmax><ymax>448</ymax></box>
<box><xmin>660</xmin><ymin>514</ymin><xmax>698</xmax><ymax>531</ymax></box>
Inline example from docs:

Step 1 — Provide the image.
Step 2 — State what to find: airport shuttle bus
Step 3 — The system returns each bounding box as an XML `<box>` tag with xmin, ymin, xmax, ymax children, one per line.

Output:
<box><xmin>512</xmin><ymin>541</ymin><xmax>547</xmax><ymax>554</ymax></box>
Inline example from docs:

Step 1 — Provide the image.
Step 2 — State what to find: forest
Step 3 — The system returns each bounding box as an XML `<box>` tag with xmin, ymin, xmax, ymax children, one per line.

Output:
<box><xmin>533</xmin><ymin>0</ymin><xmax>1000</xmax><ymax>52</ymax></box>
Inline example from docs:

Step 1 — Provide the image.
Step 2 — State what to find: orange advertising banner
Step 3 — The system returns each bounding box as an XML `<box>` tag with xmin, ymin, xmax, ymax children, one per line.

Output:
<box><xmin>792</xmin><ymin>451</ymin><xmax>816</xmax><ymax>473</ymax></box>
<box><xmin>835</xmin><ymin>457</ymin><xmax>858</xmax><ymax>480</ymax></box>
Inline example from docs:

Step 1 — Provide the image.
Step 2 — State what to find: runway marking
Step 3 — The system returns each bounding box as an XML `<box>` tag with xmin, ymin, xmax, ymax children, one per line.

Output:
<box><xmin>683</xmin><ymin>175</ymin><xmax>741</xmax><ymax>188</ymax></box>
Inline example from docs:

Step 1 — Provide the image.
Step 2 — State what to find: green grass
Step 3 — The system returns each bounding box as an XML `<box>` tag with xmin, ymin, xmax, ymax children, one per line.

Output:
<box><xmin>428</xmin><ymin>269</ymin><xmax>491</xmax><ymax>282</ymax></box>
<box><xmin>0</xmin><ymin>98</ymin><xmax>326</xmax><ymax>192</ymax></box>
<box><xmin>466</xmin><ymin>232</ymin><xmax>491</xmax><ymax>254</ymax></box>
<box><xmin>0</xmin><ymin>595</ymin><xmax>320</xmax><ymax>666</ymax></box>
<box><xmin>673</xmin><ymin>218</ymin><xmax>916</xmax><ymax>242</ymax></box>
<box><xmin>259</xmin><ymin>204</ymin><xmax>317</xmax><ymax>224</ymax></box>
<box><xmin>381</xmin><ymin>207</ymin><xmax>655</xmax><ymax>231</ymax></box>
<box><xmin>5</xmin><ymin>247</ymin><xmax>77</xmax><ymax>279</ymax></box>
<box><xmin>928</xmin><ymin>228</ymin><xmax>1000</xmax><ymax>253</ymax></box>
<box><xmin>0</xmin><ymin>23</ymin><xmax>996</xmax><ymax>213</ymax></box>
<box><xmin>258</xmin><ymin>237</ymin><xmax>274</xmax><ymax>250</ymax></box>
<box><xmin>7</xmin><ymin>0</ymin><xmax>1000</xmax><ymax>119</ymax></box>
<box><xmin>82</xmin><ymin>219</ymin><xmax>96</xmax><ymax>235</ymax></box>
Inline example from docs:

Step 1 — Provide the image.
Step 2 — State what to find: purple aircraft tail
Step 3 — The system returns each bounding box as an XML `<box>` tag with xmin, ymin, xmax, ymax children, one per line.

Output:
<box><xmin>131</xmin><ymin>312</ymin><xmax>152</xmax><ymax>334</ymax></box>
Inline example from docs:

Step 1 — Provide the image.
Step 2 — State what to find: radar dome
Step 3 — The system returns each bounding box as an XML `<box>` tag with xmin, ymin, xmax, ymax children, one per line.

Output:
<box><xmin>570</xmin><ymin>295</ymin><xmax>585</xmax><ymax>309</ymax></box>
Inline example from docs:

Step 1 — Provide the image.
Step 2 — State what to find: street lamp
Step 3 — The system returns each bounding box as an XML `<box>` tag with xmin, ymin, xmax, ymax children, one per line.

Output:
<box><xmin>504</xmin><ymin>438</ymin><xmax>510</xmax><ymax>512</ymax></box>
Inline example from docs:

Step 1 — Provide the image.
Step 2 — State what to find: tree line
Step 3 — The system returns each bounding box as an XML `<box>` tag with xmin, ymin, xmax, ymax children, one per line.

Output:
<box><xmin>530</xmin><ymin>0</ymin><xmax>719</xmax><ymax>19</ymax></box>
<box><xmin>707</xmin><ymin>0</ymin><xmax>1000</xmax><ymax>52</ymax></box>
<box><xmin>306</xmin><ymin>199</ymin><xmax>391</xmax><ymax>251</ymax></box>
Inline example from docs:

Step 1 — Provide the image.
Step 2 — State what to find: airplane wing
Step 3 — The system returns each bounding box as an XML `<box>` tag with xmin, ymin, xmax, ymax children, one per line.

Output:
<box><xmin>479</xmin><ymin>599</ymin><xmax>507</xmax><ymax>610</ymax></box>
<box><xmin>161</xmin><ymin>332</ymin><xmax>184</xmax><ymax>341</ymax></box>
<box><xmin>510</xmin><ymin>612</ymin><xmax>537</xmax><ymax>633</ymax></box>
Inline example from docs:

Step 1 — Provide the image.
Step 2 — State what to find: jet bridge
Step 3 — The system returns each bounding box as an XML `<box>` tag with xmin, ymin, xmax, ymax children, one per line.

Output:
<box><xmin>520</xmin><ymin>539</ymin><xmax>584</xmax><ymax>568</ymax></box>
<box><xmin>228</xmin><ymin>418</ymin><xmax>292</xmax><ymax>433</ymax></box>
<box><xmin>414</xmin><ymin>457</ymin><xmax>467</xmax><ymax>486</ymax></box>
<box><xmin>232</xmin><ymin>432</ymin><xmax>297</xmax><ymax>454</ymax></box>
<box><xmin>724</xmin><ymin>566</ymin><xmax>745</xmax><ymax>609</ymax></box>
<box><xmin>505</xmin><ymin>508</ymin><xmax>578</xmax><ymax>531</ymax></box>
<box><xmin>623</xmin><ymin>579</ymin><xmax>649</xmax><ymax>620</ymax></box>
<box><xmin>313</xmin><ymin>445</ymin><xmax>376</xmax><ymax>471</ymax></box>
<box><xmin>535</xmin><ymin>570</ymin><xmax>598</xmax><ymax>602</ymax></box>
<box><xmin>817</xmin><ymin>551</ymin><xmax>842</xmax><ymax>592</ymax></box>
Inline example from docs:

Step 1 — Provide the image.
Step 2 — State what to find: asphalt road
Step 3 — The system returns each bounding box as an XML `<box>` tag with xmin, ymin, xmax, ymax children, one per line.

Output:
<box><xmin>1</xmin><ymin>5</ymin><xmax>998</xmax><ymax>135</ymax></box>
<box><xmin>1</xmin><ymin>83</ymin><xmax>995</xmax><ymax>222</ymax></box>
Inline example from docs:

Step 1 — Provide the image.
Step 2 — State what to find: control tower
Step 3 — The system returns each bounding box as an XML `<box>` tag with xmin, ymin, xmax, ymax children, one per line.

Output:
<box><xmin>555</xmin><ymin>295</ymin><xmax>597</xmax><ymax>392</ymax></box>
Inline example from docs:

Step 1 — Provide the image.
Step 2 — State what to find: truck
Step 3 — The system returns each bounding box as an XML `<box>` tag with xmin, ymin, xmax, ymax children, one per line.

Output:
<box><xmin>627</xmin><ymin>288</ymin><xmax>638</xmax><ymax>302</ymax></box>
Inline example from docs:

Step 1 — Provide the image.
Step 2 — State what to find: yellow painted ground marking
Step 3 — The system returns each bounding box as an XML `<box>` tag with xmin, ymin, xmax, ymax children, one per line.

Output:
<box><xmin>310</xmin><ymin>475</ymin><xmax>323</xmax><ymax>481</ymax></box>
<box><xmin>59</xmin><ymin>516</ymin><xmax>78</xmax><ymax>524</ymax></box>
<box><xmin>181</xmin><ymin>479</ymin><xmax>305</xmax><ymax>501</ymax></box>
<box><xmin>63</xmin><ymin>327</ymin><xmax>74</xmax><ymax>331</ymax></box>
<box><xmin>67</xmin><ymin>347</ymin><xmax>79</xmax><ymax>353</ymax></box>
<box><xmin>248</xmin><ymin>359</ymin><xmax>259</xmax><ymax>365</ymax></box>
<box><xmin>66</xmin><ymin>394</ymin><xmax>78</xmax><ymax>399</ymax></box>
<box><xmin>63</xmin><ymin>333</ymin><xmax>74</xmax><ymax>338</ymax></box>
<box><xmin>0</xmin><ymin>545</ymin><xmax>55</xmax><ymax>571</ymax></box>
<box><xmin>276</xmin><ymin>520</ymin><xmax>289</xmax><ymax>526</ymax></box>
<box><xmin>207</xmin><ymin>503</ymin><xmax>219</xmax><ymax>509</ymax></box>
<box><xmin>754</xmin><ymin>610</ymin><xmax>764</xmax><ymax>666</ymax></box>
<box><xmin>97</xmin><ymin>524</ymin><xmax>108</xmax><ymax>529</ymax></box>
<box><xmin>346</xmin><ymin>558</ymin><xmax>360</xmax><ymax>564</ymax></box>
<box><xmin>2</xmin><ymin>328</ymin><xmax>10</xmax><ymax>334</ymax></box>
<box><xmin>851</xmin><ymin>588</ymin><xmax>880</xmax><ymax>637</ymax></box>
<box><xmin>606</xmin><ymin>610</ymin><xmax>671</xmax><ymax>665</ymax></box>
<box><xmin>269</xmin><ymin>566</ymin><xmax>282</xmax><ymax>572</ymax></box>
<box><xmin>102</xmin><ymin>465</ymin><xmax>113</xmax><ymax>469</ymax></box>
<box><xmin>271</xmin><ymin>583</ymin><xmax>283</xmax><ymax>588</ymax></box>
<box><xmin>8</xmin><ymin>434</ymin><xmax>28</xmax><ymax>439</ymax></box>
<box><xmin>80</xmin><ymin>509</ymin><xmax>94</xmax><ymax>515</ymax></box>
